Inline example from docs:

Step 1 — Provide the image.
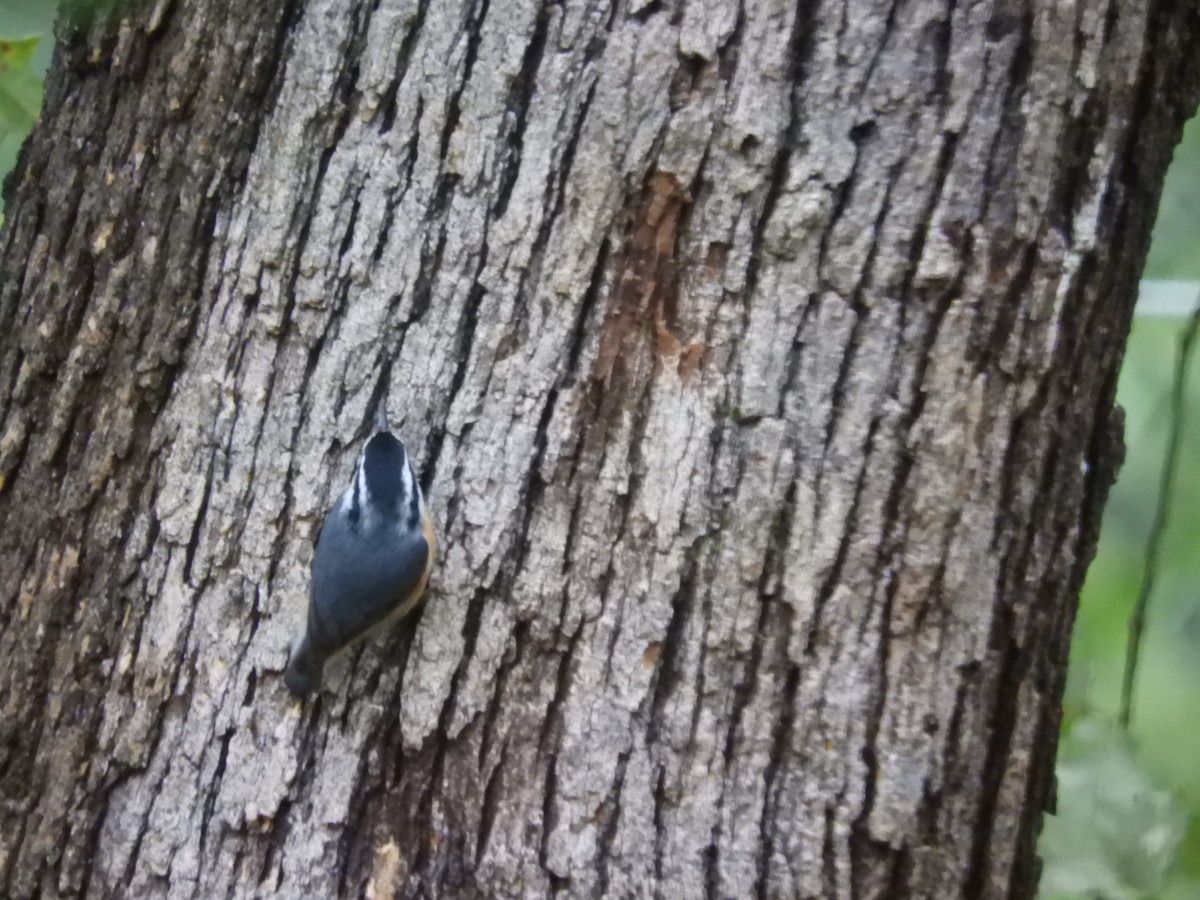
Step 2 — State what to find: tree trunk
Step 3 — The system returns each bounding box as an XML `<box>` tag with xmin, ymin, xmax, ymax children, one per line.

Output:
<box><xmin>0</xmin><ymin>0</ymin><xmax>1196</xmax><ymax>897</ymax></box>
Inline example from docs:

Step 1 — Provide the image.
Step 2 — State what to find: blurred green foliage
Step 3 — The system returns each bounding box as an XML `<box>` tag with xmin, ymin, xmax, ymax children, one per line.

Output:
<box><xmin>1041</xmin><ymin>720</ymin><xmax>1187</xmax><ymax>899</ymax></box>
<box><xmin>1043</xmin><ymin>310</ymin><xmax>1200</xmax><ymax>897</ymax></box>
<box><xmin>1040</xmin><ymin>105</ymin><xmax>1200</xmax><ymax>898</ymax></box>
<box><xmin>1147</xmin><ymin>117</ymin><xmax>1200</xmax><ymax>281</ymax></box>
<box><xmin>0</xmin><ymin>34</ymin><xmax>41</xmax><ymax>144</ymax></box>
<box><xmin>0</xmin><ymin>0</ymin><xmax>133</xmax><ymax>215</ymax></box>
<box><xmin>1041</xmin><ymin>88</ymin><xmax>1200</xmax><ymax>900</ymax></box>
<box><xmin>0</xmin><ymin>1</ymin><xmax>52</xmax><ymax>213</ymax></box>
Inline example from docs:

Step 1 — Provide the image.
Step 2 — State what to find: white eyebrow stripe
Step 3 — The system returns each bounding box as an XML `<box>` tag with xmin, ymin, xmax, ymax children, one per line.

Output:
<box><xmin>400</xmin><ymin>451</ymin><xmax>416</xmax><ymax>500</ymax></box>
<box><xmin>355</xmin><ymin>452</ymin><xmax>370</xmax><ymax>505</ymax></box>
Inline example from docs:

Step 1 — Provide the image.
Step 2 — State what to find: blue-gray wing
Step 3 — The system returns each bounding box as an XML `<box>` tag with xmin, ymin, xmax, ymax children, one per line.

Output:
<box><xmin>307</xmin><ymin>516</ymin><xmax>429</xmax><ymax>656</ymax></box>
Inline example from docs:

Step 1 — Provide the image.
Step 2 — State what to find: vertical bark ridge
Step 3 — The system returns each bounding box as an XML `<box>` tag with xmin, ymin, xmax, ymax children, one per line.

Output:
<box><xmin>0</xmin><ymin>0</ymin><xmax>1196</xmax><ymax>897</ymax></box>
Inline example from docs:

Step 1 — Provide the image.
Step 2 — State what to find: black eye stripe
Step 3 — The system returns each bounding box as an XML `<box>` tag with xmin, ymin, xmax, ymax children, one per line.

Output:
<box><xmin>405</xmin><ymin>460</ymin><xmax>421</xmax><ymax>531</ymax></box>
<box><xmin>349</xmin><ymin>460</ymin><xmax>362</xmax><ymax>523</ymax></box>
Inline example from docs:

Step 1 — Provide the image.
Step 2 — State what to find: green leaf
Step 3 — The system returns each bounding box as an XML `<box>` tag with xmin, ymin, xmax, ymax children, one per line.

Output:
<box><xmin>59</xmin><ymin>0</ymin><xmax>135</xmax><ymax>29</ymax></box>
<box><xmin>0</xmin><ymin>34</ymin><xmax>39</xmax><ymax>72</ymax></box>
<box><xmin>0</xmin><ymin>64</ymin><xmax>42</xmax><ymax>132</ymax></box>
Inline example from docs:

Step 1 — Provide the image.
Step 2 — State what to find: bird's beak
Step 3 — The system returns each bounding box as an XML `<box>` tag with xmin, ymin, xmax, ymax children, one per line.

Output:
<box><xmin>376</xmin><ymin>407</ymin><xmax>390</xmax><ymax>434</ymax></box>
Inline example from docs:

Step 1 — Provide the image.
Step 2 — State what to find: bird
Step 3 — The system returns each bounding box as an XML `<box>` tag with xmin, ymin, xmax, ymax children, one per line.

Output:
<box><xmin>284</xmin><ymin>409</ymin><xmax>435</xmax><ymax>696</ymax></box>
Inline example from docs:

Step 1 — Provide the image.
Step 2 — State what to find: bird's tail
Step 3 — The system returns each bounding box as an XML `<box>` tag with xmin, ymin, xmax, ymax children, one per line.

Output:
<box><xmin>285</xmin><ymin>632</ymin><xmax>324</xmax><ymax>697</ymax></box>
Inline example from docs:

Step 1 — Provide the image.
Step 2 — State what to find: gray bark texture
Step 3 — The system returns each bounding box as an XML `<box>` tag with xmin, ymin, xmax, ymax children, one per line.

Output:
<box><xmin>0</xmin><ymin>0</ymin><xmax>1197</xmax><ymax>897</ymax></box>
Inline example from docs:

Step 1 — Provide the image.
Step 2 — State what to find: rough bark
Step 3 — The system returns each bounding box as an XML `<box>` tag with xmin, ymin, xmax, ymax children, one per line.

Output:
<box><xmin>0</xmin><ymin>0</ymin><xmax>1196</xmax><ymax>897</ymax></box>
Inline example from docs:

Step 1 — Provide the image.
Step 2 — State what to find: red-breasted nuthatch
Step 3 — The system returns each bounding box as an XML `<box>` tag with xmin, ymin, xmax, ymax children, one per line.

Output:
<box><xmin>285</xmin><ymin>411</ymin><xmax>435</xmax><ymax>696</ymax></box>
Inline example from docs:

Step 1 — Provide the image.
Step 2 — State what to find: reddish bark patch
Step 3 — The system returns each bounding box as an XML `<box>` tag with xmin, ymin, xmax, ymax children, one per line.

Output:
<box><xmin>591</xmin><ymin>171</ymin><xmax>690</xmax><ymax>392</ymax></box>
